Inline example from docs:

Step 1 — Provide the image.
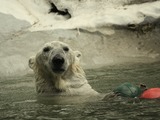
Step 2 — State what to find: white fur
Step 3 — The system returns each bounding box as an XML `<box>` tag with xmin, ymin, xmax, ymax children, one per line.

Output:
<box><xmin>29</xmin><ymin>41</ymin><xmax>98</xmax><ymax>96</ymax></box>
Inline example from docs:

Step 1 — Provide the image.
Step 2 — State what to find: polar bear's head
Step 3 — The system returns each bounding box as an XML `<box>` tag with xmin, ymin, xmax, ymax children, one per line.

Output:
<box><xmin>29</xmin><ymin>41</ymin><xmax>82</xmax><ymax>76</ymax></box>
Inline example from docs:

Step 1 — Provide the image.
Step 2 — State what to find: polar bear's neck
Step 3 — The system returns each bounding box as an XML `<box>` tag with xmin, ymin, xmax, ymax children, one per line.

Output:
<box><xmin>34</xmin><ymin>63</ymin><xmax>93</xmax><ymax>95</ymax></box>
<box><xmin>53</xmin><ymin>76</ymin><xmax>67</xmax><ymax>91</ymax></box>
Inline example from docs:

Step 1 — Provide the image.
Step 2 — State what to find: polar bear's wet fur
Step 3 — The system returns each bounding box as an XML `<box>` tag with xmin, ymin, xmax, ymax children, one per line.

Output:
<box><xmin>29</xmin><ymin>41</ymin><xmax>98</xmax><ymax>96</ymax></box>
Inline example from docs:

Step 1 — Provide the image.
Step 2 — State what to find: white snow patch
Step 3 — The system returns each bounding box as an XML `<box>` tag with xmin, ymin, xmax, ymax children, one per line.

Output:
<box><xmin>0</xmin><ymin>0</ymin><xmax>159</xmax><ymax>31</ymax></box>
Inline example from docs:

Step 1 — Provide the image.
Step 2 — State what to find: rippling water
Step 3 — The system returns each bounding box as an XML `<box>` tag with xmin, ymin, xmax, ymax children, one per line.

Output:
<box><xmin>0</xmin><ymin>62</ymin><xmax>160</xmax><ymax>120</ymax></box>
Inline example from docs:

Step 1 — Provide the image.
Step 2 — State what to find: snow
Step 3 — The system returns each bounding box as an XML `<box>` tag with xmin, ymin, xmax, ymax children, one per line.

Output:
<box><xmin>0</xmin><ymin>0</ymin><xmax>160</xmax><ymax>31</ymax></box>
<box><xmin>0</xmin><ymin>0</ymin><xmax>35</xmax><ymax>24</ymax></box>
<box><xmin>30</xmin><ymin>0</ymin><xmax>160</xmax><ymax>31</ymax></box>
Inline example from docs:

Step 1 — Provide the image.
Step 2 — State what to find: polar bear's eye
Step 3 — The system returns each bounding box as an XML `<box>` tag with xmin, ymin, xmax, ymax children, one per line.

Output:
<box><xmin>63</xmin><ymin>46</ymin><xmax>69</xmax><ymax>52</ymax></box>
<box><xmin>43</xmin><ymin>47</ymin><xmax>50</xmax><ymax>52</ymax></box>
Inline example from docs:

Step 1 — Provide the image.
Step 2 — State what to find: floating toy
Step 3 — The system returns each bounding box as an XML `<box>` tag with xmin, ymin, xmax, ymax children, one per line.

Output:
<box><xmin>113</xmin><ymin>82</ymin><xmax>160</xmax><ymax>99</ymax></box>
<box><xmin>113</xmin><ymin>82</ymin><xmax>143</xmax><ymax>98</ymax></box>
<box><xmin>140</xmin><ymin>88</ymin><xmax>160</xmax><ymax>99</ymax></box>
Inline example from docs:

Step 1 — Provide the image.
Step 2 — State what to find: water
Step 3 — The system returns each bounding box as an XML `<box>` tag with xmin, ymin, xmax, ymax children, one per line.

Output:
<box><xmin>0</xmin><ymin>62</ymin><xmax>160</xmax><ymax>120</ymax></box>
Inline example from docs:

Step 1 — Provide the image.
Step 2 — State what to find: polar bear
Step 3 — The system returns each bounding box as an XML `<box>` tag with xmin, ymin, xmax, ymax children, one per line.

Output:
<box><xmin>29</xmin><ymin>41</ymin><xmax>99</xmax><ymax>96</ymax></box>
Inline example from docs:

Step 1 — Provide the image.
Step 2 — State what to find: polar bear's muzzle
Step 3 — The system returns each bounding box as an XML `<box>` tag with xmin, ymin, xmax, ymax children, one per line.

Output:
<box><xmin>51</xmin><ymin>54</ymin><xmax>66</xmax><ymax>74</ymax></box>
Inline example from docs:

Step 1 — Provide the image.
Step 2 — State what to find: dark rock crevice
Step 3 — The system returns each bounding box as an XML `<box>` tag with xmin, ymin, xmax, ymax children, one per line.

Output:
<box><xmin>48</xmin><ymin>2</ymin><xmax>71</xmax><ymax>19</ymax></box>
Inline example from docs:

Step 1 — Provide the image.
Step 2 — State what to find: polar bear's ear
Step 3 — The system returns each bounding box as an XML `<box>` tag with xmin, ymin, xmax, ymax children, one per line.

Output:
<box><xmin>74</xmin><ymin>51</ymin><xmax>82</xmax><ymax>59</ymax></box>
<box><xmin>74</xmin><ymin>50</ymin><xmax>82</xmax><ymax>63</ymax></box>
<box><xmin>28</xmin><ymin>56</ymin><xmax>35</xmax><ymax>69</ymax></box>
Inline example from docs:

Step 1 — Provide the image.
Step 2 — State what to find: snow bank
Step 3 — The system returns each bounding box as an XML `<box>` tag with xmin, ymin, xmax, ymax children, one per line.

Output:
<box><xmin>0</xmin><ymin>0</ymin><xmax>160</xmax><ymax>31</ymax></box>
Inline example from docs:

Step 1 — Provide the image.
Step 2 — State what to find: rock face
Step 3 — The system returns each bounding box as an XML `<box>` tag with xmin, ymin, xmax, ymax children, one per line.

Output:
<box><xmin>0</xmin><ymin>0</ymin><xmax>160</xmax><ymax>76</ymax></box>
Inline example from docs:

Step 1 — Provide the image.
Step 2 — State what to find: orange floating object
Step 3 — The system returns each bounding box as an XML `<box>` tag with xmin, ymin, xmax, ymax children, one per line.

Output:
<box><xmin>140</xmin><ymin>88</ymin><xmax>160</xmax><ymax>99</ymax></box>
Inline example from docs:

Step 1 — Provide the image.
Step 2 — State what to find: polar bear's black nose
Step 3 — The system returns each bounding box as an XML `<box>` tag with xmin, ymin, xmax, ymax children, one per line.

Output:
<box><xmin>52</xmin><ymin>54</ymin><xmax>65</xmax><ymax>66</ymax></box>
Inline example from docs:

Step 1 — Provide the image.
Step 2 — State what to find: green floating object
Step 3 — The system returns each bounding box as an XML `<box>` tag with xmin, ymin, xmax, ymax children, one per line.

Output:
<box><xmin>113</xmin><ymin>82</ymin><xmax>142</xmax><ymax>98</ymax></box>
